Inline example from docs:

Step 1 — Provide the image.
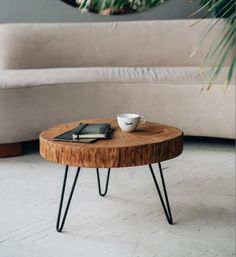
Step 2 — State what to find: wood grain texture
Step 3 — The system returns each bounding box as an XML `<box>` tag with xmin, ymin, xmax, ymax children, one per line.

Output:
<box><xmin>0</xmin><ymin>143</ymin><xmax>22</xmax><ymax>157</ymax></box>
<box><xmin>40</xmin><ymin>118</ymin><xmax>183</xmax><ymax>168</ymax></box>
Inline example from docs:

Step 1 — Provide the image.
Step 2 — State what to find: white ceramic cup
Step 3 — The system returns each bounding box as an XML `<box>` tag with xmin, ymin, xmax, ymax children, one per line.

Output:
<box><xmin>117</xmin><ymin>113</ymin><xmax>146</xmax><ymax>132</ymax></box>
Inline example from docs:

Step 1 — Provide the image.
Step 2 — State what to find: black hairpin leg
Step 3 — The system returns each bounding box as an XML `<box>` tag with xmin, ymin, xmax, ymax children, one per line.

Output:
<box><xmin>56</xmin><ymin>166</ymin><xmax>81</xmax><ymax>232</ymax></box>
<box><xmin>96</xmin><ymin>168</ymin><xmax>111</xmax><ymax>196</ymax></box>
<box><xmin>149</xmin><ymin>163</ymin><xmax>173</xmax><ymax>225</ymax></box>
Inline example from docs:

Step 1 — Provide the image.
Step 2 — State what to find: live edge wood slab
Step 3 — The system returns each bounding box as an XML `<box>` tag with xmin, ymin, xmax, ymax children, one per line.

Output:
<box><xmin>40</xmin><ymin>118</ymin><xmax>183</xmax><ymax>168</ymax></box>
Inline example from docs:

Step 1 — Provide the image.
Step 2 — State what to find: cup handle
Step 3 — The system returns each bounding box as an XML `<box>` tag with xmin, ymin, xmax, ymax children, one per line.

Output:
<box><xmin>140</xmin><ymin>116</ymin><xmax>146</xmax><ymax>124</ymax></box>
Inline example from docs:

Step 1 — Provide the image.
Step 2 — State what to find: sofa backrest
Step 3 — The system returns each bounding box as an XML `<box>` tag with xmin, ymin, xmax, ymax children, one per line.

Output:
<box><xmin>0</xmin><ymin>20</ymin><xmax>224</xmax><ymax>69</ymax></box>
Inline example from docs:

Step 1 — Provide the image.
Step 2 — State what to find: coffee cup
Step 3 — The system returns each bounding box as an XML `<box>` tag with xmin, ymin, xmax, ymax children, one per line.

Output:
<box><xmin>117</xmin><ymin>113</ymin><xmax>146</xmax><ymax>132</ymax></box>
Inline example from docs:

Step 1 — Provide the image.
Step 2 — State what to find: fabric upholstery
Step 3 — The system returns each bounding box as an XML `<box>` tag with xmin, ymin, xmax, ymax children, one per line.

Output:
<box><xmin>0</xmin><ymin>20</ymin><xmax>235</xmax><ymax>143</ymax></box>
<box><xmin>0</xmin><ymin>81</ymin><xmax>234</xmax><ymax>143</ymax></box>
<box><xmin>0</xmin><ymin>20</ymin><xmax>226</xmax><ymax>69</ymax></box>
<box><xmin>0</xmin><ymin>67</ymin><xmax>229</xmax><ymax>89</ymax></box>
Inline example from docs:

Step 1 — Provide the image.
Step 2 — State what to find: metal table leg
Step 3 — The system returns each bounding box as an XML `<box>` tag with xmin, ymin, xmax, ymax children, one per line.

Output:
<box><xmin>148</xmin><ymin>163</ymin><xmax>173</xmax><ymax>224</ymax></box>
<box><xmin>96</xmin><ymin>168</ymin><xmax>111</xmax><ymax>196</ymax></box>
<box><xmin>56</xmin><ymin>166</ymin><xmax>81</xmax><ymax>232</ymax></box>
<box><xmin>56</xmin><ymin>163</ymin><xmax>173</xmax><ymax>232</ymax></box>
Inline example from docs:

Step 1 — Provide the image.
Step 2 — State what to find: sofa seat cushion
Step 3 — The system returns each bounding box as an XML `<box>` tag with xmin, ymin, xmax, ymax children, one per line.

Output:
<box><xmin>0</xmin><ymin>67</ymin><xmax>229</xmax><ymax>89</ymax></box>
<box><xmin>0</xmin><ymin>66</ymin><xmax>234</xmax><ymax>142</ymax></box>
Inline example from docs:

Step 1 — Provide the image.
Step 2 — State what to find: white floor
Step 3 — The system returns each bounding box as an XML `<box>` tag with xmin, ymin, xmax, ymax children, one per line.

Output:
<box><xmin>0</xmin><ymin>138</ymin><xmax>235</xmax><ymax>257</ymax></box>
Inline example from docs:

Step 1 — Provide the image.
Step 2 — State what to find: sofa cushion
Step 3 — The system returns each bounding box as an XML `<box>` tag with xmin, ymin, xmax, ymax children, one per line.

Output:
<box><xmin>0</xmin><ymin>67</ymin><xmax>234</xmax><ymax>143</ymax></box>
<box><xmin>0</xmin><ymin>21</ymin><xmax>226</xmax><ymax>69</ymax></box>
<box><xmin>0</xmin><ymin>67</ymin><xmax>229</xmax><ymax>89</ymax></box>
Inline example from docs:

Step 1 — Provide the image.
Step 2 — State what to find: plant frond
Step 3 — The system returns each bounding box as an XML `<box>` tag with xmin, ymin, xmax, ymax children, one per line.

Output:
<box><xmin>192</xmin><ymin>0</ymin><xmax>235</xmax><ymax>87</ymax></box>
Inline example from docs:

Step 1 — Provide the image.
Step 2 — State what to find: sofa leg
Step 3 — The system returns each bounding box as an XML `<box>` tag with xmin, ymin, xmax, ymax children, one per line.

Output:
<box><xmin>0</xmin><ymin>143</ymin><xmax>22</xmax><ymax>157</ymax></box>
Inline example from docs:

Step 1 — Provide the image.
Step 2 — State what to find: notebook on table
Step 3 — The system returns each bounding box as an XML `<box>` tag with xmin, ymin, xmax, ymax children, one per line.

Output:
<box><xmin>72</xmin><ymin>123</ymin><xmax>111</xmax><ymax>139</ymax></box>
<box><xmin>53</xmin><ymin>123</ymin><xmax>113</xmax><ymax>143</ymax></box>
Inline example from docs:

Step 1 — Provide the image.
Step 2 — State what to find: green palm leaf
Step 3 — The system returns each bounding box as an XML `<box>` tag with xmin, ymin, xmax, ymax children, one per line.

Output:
<box><xmin>78</xmin><ymin>0</ymin><xmax>164</xmax><ymax>14</ymax></box>
<box><xmin>193</xmin><ymin>0</ymin><xmax>235</xmax><ymax>88</ymax></box>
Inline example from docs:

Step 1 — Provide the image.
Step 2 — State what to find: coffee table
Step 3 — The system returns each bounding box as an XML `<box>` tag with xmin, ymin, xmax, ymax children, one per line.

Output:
<box><xmin>40</xmin><ymin>118</ymin><xmax>183</xmax><ymax>232</ymax></box>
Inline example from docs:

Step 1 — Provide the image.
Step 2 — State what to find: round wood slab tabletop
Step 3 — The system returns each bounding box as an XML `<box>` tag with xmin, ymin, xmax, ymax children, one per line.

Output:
<box><xmin>40</xmin><ymin>118</ymin><xmax>183</xmax><ymax>168</ymax></box>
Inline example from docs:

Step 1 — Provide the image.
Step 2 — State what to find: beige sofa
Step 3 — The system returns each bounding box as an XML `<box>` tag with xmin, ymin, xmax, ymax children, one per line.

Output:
<box><xmin>0</xmin><ymin>20</ymin><xmax>235</xmax><ymax>150</ymax></box>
